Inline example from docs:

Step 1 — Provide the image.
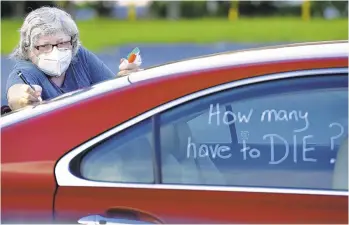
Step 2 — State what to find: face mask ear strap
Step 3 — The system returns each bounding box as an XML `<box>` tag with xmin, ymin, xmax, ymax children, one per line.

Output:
<box><xmin>32</xmin><ymin>49</ymin><xmax>42</xmax><ymax>61</ymax></box>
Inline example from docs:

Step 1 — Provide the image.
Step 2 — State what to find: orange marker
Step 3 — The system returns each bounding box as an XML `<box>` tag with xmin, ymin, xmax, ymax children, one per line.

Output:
<box><xmin>128</xmin><ymin>53</ymin><xmax>137</xmax><ymax>63</ymax></box>
<box><xmin>119</xmin><ymin>47</ymin><xmax>142</xmax><ymax>71</ymax></box>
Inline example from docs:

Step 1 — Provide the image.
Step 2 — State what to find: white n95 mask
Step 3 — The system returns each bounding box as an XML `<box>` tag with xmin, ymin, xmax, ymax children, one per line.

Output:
<box><xmin>37</xmin><ymin>47</ymin><xmax>72</xmax><ymax>77</ymax></box>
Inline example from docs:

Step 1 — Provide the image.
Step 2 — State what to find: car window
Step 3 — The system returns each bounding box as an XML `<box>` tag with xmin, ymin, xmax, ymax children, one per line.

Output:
<box><xmin>79</xmin><ymin>119</ymin><xmax>154</xmax><ymax>183</ymax></box>
<box><xmin>233</xmin><ymin>90</ymin><xmax>348</xmax><ymax>145</ymax></box>
<box><xmin>158</xmin><ymin>74</ymin><xmax>348</xmax><ymax>190</ymax></box>
<box><xmin>187</xmin><ymin>106</ymin><xmax>232</xmax><ymax>143</ymax></box>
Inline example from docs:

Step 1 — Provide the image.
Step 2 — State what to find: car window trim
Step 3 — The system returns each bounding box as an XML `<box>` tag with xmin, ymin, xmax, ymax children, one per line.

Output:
<box><xmin>152</xmin><ymin>115</ymin><xmax>162</xmax><ymax>183</ymax></box>
<box><xmin>55</xmin><ymin>67</ymin><xmax>349</xmax><ymax>196</ymax></box>
<box><xmin>225</xmin><ymin>104</ymin><xmax>238</xmax><ymax>143</ymax></box>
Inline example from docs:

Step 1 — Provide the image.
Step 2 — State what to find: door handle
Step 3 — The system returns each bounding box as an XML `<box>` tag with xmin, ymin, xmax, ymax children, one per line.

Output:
<box><xmin>78</xmin><ymin>215</ymin><xmax>153</xmax><ymax>225</ymax></box>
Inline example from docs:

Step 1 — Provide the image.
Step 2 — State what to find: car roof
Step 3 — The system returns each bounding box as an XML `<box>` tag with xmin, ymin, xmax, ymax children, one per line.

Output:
<box><xmin>128</xmin><ymin>40</ymin><xmax>348</xmax><ymax>83</ymax></box>
<box><xmin>1</xmin><ymin>41</ymin><xmax>348</xmax><ymax>128</ymax></box>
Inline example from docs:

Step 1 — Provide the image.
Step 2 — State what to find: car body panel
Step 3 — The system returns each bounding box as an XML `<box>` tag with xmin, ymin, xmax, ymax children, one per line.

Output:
<box><xmin>1</xmin><ymin>74</ymin><xmax>132</xmax><ymax>128</ymax></box>
<box><xmin>52</xmin><ymin>66</ymin><xmax>349</xmax><ymax>224</ymax></box>
<box><xmin>1</xmin><ymin>41</ymin><xmax>348</xmax><ymax>223</ymax></box>
<box><xmin>2</xmin><ymin>58</ymin><xmax>347</xmax><ymax>163</ymax></box>
<box><xmin>1</xmin><ymin>161</ymin><xmax>56</xmax><ymax>222</ymax></box>
<box><xmin>2</xmin><ymin>41</ymin><xmax>348</xmax><ymax>128</ymax></box>
<box><xmin>54</xmin><ymin>66</ymin><xmax>349</xmax><ymax>187</ymax></box>
<box><xmin>54</xmin><ymin>186</ymin><xmax>348</xmax><ymax>224</ymax></box>
<box><xmin>128</xmin><ymin>41</ymin><xmax>348</xmax><ymax>83</ymax></box>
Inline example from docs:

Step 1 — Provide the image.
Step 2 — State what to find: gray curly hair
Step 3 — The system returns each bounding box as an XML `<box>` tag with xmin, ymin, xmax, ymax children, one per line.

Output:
<box><xmin>10</xmin><ymin>6</ymin><xmax>81</xmax><ymax>60</ymax></box>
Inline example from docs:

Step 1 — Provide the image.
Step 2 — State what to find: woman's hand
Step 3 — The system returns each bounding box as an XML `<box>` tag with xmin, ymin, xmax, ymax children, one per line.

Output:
<box><xmin>7</xmin><ymin>84</ymin><xmax>42</xmax><ymax>110</ymax></box>
<box><xmin>117</xmin><ymin>58</ymin><xmax>142</xmax><ymax>76</ymax></box>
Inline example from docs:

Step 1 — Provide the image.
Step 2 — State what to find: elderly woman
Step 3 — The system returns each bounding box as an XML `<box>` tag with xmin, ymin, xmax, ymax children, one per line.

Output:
<box><xmin>6</xmin><ymin>6</ymin><xmax>138</xmax><ymax>111</ymax></box>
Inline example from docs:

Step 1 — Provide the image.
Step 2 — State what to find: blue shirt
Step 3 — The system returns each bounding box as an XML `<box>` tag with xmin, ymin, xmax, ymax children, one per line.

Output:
<box><xmin>6</xmin><ymin>46</ymin><xmax>116</xmax><ymax>101</ymax></box>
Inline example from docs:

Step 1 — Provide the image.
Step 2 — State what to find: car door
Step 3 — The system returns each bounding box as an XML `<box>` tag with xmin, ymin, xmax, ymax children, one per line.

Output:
<box><xmin>53</xmin><ymin>68</ymin><xmax>348</xmax><ymax>224</ymax></box>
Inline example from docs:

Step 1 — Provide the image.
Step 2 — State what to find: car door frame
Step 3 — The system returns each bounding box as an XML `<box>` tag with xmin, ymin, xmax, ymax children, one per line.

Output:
<box><xmin>54</xmin><ymin>67</ymin><xmax>349</xmax><ymax>223</ymax></box>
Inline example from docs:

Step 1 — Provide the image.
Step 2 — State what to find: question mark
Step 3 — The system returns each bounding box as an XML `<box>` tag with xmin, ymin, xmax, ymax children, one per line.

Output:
<box><xmin>329</xmin><ymin>122</ymin><xmax>344</xmax><ymax>164</ymax></box>
<box><xmin>329</xmin><ymin>122</ymin><xmax>344</xmax><ymax>150</ymax></box>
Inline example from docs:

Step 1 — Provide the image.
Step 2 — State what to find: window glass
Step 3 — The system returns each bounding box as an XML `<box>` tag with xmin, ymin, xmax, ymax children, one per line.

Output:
<box><xmin>234</xmin><ymin>89</ymin><xmax>348</xmax><ymax>145</ymax></box>
<box><xmin>187</xmin><ymin>105</ymin><xmax>232</xmax><ymax>143</ymax></box>
<box><xmin>79</xmin><ymin>119</ymin><xmax>154</xmax><ymax>183</ymax></box>
<box><xmin>159</xmin><ymin>75</ymin><xmax>348</xmax><ymax>190</ymax></box>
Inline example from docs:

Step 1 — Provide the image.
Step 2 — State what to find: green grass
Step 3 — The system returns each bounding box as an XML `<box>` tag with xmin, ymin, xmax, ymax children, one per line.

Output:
<box><xmin>1</xmin><ymin>17</ymin><xmax>348</xmax><ymax>55</ymax></box>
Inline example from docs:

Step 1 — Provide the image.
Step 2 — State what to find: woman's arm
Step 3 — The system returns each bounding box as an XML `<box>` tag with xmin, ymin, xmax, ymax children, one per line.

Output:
<box><xmin>6</xmin><ymin>69</ymin><xmax>36</xmax><ymax>93</ymax></box>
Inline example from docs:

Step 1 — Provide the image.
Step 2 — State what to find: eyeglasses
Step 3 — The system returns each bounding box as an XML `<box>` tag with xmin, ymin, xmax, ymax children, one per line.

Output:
<box><xmin>34</xmin><ymin>40</ymin><xmax>72</xmax><ymax>53</ymax></box>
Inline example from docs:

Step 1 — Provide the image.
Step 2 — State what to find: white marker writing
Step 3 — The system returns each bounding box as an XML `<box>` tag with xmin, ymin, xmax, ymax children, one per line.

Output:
<box><xmin>240</xmin><ymin>140</ymin><xmax>261</xmax><ymax>160</ymax></box>
<box><xmin>222</xmin><ymin>110</ymin><xmax>236</xmax><ymax>125</ymax></box>
<box><xmin>186</xmin><ymin>136</ymin><xmax>232</xmax><ymax>159</ymax></box>
<box><xmin>237</xmin><ymin>109</ymin><xmax>254</xmax><ymax>123</ymax></box>
<box><xmin>263</xmin><ymin>134</ymin><xmax>289</xmax><ymax>165</ymax></box>
<box><xmin>294</xmin><ymin>111</ymin><xmax>309</xmax><ymax>133</ymax></box>
<box><xmin>329</xmin><ymin>122</ymin><xmax>344</xmax><ymax>150</ymax></box>
<box><xmin>261</xmin><ymin>110</ymin><xmax>289</xmax><ymax>122</ymax></box>
<box><xmin>198</xmin><ymin>145</ymin><xmax>209</xmax><ymax>158</ymax></box>
<box><xmin>187</xmin><ymin>136</ymin><xmax>197</xmax><ymax>158</ymax></box>
<box><xmin>208</xmin><ymin>103</ymin><xmax>253</xmax><ymax>125</ymax></box>
<box><xmin>208</xmin><ymin>104</ymin><xmax>221</xmax><ymax>126</ymax></box>
<box><xmin>240</xmin><ymin>131</ymin><xmax>250</xmax><ymax>141</ymax></box>
<box><xmin>264</xmin><ymin>133</ymin><xmax>317</xmax><ymax>164</ymax></box>
<box><xmin>260</xmin><ymin>109</ymin><xmax>309</xmax><ymax>133</ymax></box>
<box><xmin>217</xmin><ymin>146</ymin><xmax>231</xmax><ymax>159</ymax></box>
<box><xmin>302</xmin><ymin>135</ymin><xmax>316</xmax><ymax>162</ymax></box>
<box><xmin>329</xmin><ymin>122</ymin><xmax>344</xmax><ymax>164</ymax></box>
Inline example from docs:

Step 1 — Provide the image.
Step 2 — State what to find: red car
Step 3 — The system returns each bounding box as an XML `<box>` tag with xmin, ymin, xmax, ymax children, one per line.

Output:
<box><xmin>1</xmin><ymin>41</ymin><xmax>348</xmax><ymax>224</ymax></box>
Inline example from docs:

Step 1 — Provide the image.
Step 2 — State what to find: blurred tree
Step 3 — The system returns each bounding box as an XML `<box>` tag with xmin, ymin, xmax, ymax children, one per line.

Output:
<box><xmin>26</xmin><ymin>1</ymin><xmax>56</xmax><ymax>12</ymax></box>
<box><xmin>216</xmin><ymin>1</ymin><xmax>231</xmax><ymax>17</ymax></box>
<box><xmin>1</xmin><ymin>1</ymin><xmax>11</xmax><ymax>18</ymax></box>
<box><xmin>180</xmin><ymin>1</ymin><xmax>207</xmax><ymax>18</ymax></box>
<box><xmin>206</xmin><ymin>1</ymin><xmax>219</xmax><ymax>16</ymax></box>
<box><xmin>56</xmin><ymin>1</ymin><xmax>76</xmax><ymax>19</ymax></box>
<box><xmin>149</xmin><ymin>1</ymin><xmax>206</xmax><ymax>19</ymax></box>
<box><xmin>149</xmin><ymin>0</ymin><xmax>347</xmax><ymax>19</ymax></box>
<box><xmin>149</xmin><ymin>1</ymin><xmax>166</xmax><ymax>18</ymax></box>
<box><xmin>1</xmin><ymin>1</ymin><xmax>56</xmax><ymax>18</ymax></box>
<box><xmin>238</xmin><ymin>1</ymin><xmax>278</xmax><ymax>17</ymax></box>
<box><xmin>167</xmin><ymin>1</ymin><xmax>181</xmax><ymax>20</ymax></box>
<box><xmin>311</xmin><ymin>1</ymin><xmax>348</xmax><ymax>17</ymax></box>
<box><xmin>0</xmin><ymin>1</ymin><xmax>26</xmax><ymax>18</ymax></box>
<box><xmin>276</xmin><ymin>4</ymin><xmax>301</xmax><ymax>17</ymax></box>
<box><xmin>88</xmin><ymin>1</ymin><xmax>114</xmax><ymax>18</ymax></box>
<box><xmin>13</xmin><ymin>1</ymin><xmax>26</xmax><ymax>18</ymax></box>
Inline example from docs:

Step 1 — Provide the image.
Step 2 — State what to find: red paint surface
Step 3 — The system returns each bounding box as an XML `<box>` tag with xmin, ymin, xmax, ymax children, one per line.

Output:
<box><xmin>1</xmin><ymin>56</ymin><xmax>348</xmax><ymax>223</ymax></box>
<box><xmin>1</xmin><ymin>161</ymin><xmax>56</xmax><ymax>222</ymax></box>
<box><xmin>54</xmin><ymin>187</ymin><xmax>348</xmax><ymax>224</ymax></box>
